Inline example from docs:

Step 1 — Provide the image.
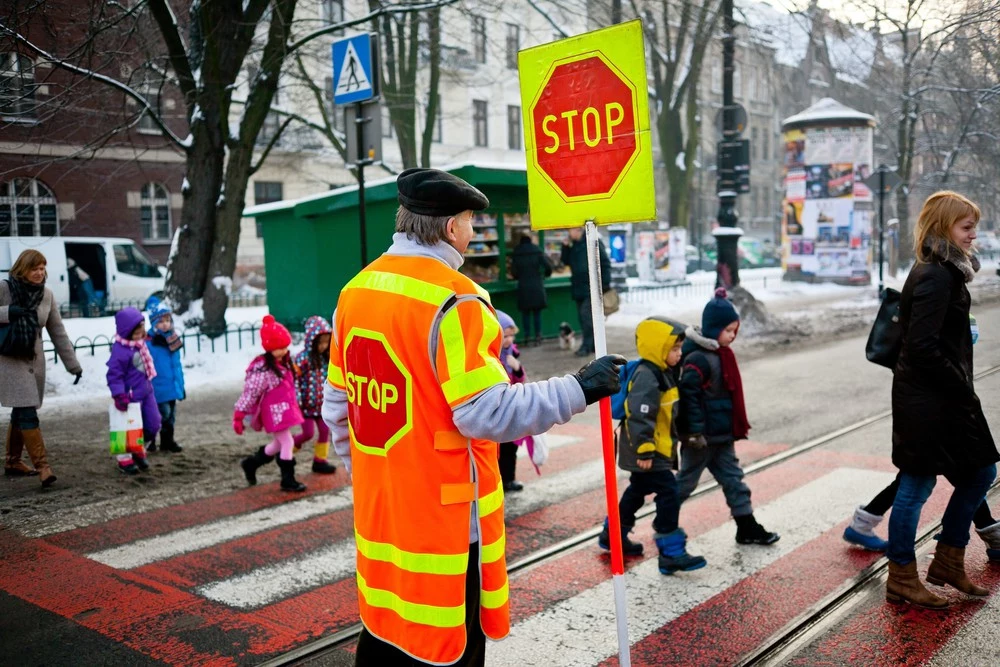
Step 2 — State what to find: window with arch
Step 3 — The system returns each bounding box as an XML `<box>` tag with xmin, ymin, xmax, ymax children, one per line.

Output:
<box><xmin>0</xmin><ymin>53</ymin><xmax>36</xmax><ymax>118</ymax></box>
<box><xmin>140</xmin><ymin>182</ymin><xmax>172</xmax><ymax>242</ymax></box>
<box><xmin>0</xmin><ymin>178</ymin><xmax>58</xmax><ymax>237</ymax></box>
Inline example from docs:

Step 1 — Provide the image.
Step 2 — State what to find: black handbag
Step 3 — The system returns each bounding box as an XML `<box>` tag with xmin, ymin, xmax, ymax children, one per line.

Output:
<box><xmin>866</xmin><ymin>288</ymin><xmax>902</xmax><ymax>369</ymax></box>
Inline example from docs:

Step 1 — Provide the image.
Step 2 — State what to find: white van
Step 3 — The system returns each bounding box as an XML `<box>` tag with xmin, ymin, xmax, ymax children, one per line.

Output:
<box><xmin>0</xmin><ymin>237</ymin><xmax>166</xmax><ymax>311</ymax></box>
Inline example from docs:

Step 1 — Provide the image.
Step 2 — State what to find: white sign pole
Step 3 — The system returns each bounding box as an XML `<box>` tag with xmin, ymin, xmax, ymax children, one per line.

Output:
<box><xmin>585</xmin><ymin>219</ymin><xmax>632</xmax><ymax>667</ymax></box>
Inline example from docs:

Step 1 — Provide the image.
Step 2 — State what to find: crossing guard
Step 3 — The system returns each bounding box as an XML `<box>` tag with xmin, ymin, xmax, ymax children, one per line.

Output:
<box><xmin>323</xmin><ymin>168</ymin><xmax>625</xmax><ymax>665</ymax></box>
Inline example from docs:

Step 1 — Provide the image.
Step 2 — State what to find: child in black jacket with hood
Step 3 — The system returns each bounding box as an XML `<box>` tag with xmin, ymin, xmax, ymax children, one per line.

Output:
<box><xmin>677</xmin><ymin>288</ymin><xmax>779</xmax><ymax>545</ymax></box>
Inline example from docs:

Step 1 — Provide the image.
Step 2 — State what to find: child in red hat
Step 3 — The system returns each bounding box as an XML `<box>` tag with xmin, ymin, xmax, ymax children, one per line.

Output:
<box><xmin>233</xmin><ymin>315</ymin><xmax>307</xmax><ymax>491</ymax></box>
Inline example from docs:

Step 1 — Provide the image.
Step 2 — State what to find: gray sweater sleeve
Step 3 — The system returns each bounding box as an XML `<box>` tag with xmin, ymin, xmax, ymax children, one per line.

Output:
<box><xmin>452</xmin><ymin>374</ymin><xmax>587</xmax><ymax>443</ymax></box>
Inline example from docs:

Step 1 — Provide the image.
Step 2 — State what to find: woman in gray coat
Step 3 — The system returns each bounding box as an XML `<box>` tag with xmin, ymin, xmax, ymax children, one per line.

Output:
<box><xmin>1</xmin><ymin>249</ymin><xmax>82</xmax><ymax>486</ymax></box>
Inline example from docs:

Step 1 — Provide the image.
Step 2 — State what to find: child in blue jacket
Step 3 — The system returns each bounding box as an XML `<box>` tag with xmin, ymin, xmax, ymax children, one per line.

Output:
<box><xmin>146</xmin><ymin>300</ymin><xmax>185</xmax><ymax>453</ymax></box>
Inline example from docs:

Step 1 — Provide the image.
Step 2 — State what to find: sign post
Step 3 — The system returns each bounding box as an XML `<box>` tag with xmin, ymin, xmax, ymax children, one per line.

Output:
<box><xmin>862</xmin><ymin>165</ymin><xmax>902</xmax><ymax>296</ymax></box>
<box><xmin>518</xmin><ymin>20</ymin><xmax>655</xmax><ymax>666</ymax></box>
<box><xmin>333</xmin><ymin>33</ymin><xmax>380</xmax><ymax>265</ymax></box>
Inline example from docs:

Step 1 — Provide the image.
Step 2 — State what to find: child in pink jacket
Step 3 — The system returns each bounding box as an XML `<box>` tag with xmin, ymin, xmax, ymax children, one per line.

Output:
<box><xmin>233</xmin><ymin>315</ymin><xmax>306</xmax><ymax>492</ymax></box>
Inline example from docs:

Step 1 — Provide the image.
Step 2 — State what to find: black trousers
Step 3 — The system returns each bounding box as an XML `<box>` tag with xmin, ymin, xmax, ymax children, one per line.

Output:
<box><xmin>498</xmin><ymin>442</ymin><xmax>518</xmax><ymax>485</ymax></box>
<box><xmin>619</xmin><ymin>469</ymin><xmax>680</xmax><ymax>535</ymax></box>
<box><xmin>355</xmin><ymin>542</ymin><xmax>485</xmax><ymax>667</ymax></box>
<box><xmin>863</xmin><ymin>473</ymin><xmax>995</xmax><ymax>529</ymax></box>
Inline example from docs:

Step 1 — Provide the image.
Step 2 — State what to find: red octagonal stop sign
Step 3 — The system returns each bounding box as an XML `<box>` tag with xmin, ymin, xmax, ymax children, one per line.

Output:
<box><xmin>530</xmin><ymin>54</ymin><xmax>639</xmax><ymax>200</ymax></box>
<box><xmin>344</xmin><ymin>332</ymin><xmax>412</xmax><ymax>453</ymax></box>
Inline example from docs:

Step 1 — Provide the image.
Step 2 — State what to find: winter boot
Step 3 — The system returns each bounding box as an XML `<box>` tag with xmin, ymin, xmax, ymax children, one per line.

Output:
<box><xmin>133</xmin><ymin>455</ymin><xmax>150</xmax><ymax>472</ymax></box>
<box><xmin>597</xmin><ymin>518</ymin><xmax>644</xmax><ymax>557</ymax></box>
<box><xmin>118</xmin><ymin>457</ymin><xmax>140</xmax><ymax>476</ymax></box>
<box><xmin>146</xmin><ymin>437</ymin><xmax>157</xmax><ymax>453</ymax></box>
<box><xmin>160</xmin><ymin>424</ymin><xmax>183</xmax><ymax>453</ymax></box>
<box><xmin>843</xmin><ymin>506</ymin><xmax>889</xmax><ymax>551</ymax></box>
<box><xmin>277</xmin><ymin>458</ymin><xmax>307</xmax><ymax>492</ymax></box>
<box><xmin>4</xmin><ymin>424</ymin><xmax>37</xmax><ymax>477</ymax></box>
<box><xmin>241</xmin><ymin>446</ymin><xmax>275</xmax><ymax>486</ymax></box>
<box><xmin>311</xmin><ymin>442</ymin><xmax>337</xmax><ymax>474</ymax></box>
<box><xmin>926</xmin><ymin>543</ymin><xmax>989</xmax><ymax>596</ymax></box>
<box><xmin>656</xmin><ymin>528</ymin><xmax>707</xmax><ymax>575</ymax></box>
<box><xmin>886</xmin><ymin>561</ymin><xmax>948</xmax><ymax>608</ymax></box>
<box><xmin>735</xmin><ymin>514</ymin><xmax>780</xmax><ymax>545</ymax></box>
<box><xmin>976</xmin><ymin>521</ymin><xmax>1000</xmax><ymax>562</ymax></box>
<box><xmin>20</xmin><ymin>428</ymin><xmax>56</xmax><ymax>487</ymax></box>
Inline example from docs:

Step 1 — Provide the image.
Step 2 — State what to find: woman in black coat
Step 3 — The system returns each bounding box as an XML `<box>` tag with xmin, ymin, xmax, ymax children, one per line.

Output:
<box><xmin>510</xmin><ymin>233</ymin><xmax>553</xmax><ymax>345</ymax></box>
<box><xmin>884</xmin><ymin>191</ymin><xmax>998</xmax><ymax>609</ymax></box>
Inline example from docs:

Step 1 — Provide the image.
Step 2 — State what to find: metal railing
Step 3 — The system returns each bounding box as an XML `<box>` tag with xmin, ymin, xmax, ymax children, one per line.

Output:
<box><xmin>619</xmin><ymin>273</ymin><xmax>775</xmax><ymax>305</ymax></box>
<box><xmin>58</xmin><ymin>293</ymin><xmax>268</xmax><ymax>318</ymax></box>
<box><xmin>43</xmin><ymin>322</ymin><xmax>262</xmax><ymax>364</ymax></box>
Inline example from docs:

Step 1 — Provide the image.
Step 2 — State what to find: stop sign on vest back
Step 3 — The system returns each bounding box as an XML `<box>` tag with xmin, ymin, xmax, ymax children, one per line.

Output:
<box><xmin>518</xmin><ymin>20</ymin><xmax>655</xmax><ymax>229</ymax></box>
<box><xmin>344</xmin><ymin>330</ymin><xmax>412</xmax><ymax>455</ymax></box>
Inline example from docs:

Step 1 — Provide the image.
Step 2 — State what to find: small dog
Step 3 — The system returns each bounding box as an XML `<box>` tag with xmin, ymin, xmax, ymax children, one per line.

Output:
<box><xmin>558</xmin><ymin>322</ymin><xmax>577</xmax><ymax>351</ymax></box>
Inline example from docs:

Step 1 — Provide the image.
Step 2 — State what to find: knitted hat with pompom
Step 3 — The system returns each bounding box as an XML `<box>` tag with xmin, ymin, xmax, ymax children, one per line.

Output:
<box><xmin>261</xmin><ymin>314</ymin><xmax>292</xmax><ymax>352</ymax></box>
<box><xmin>702</xmin><ymin>287</ymin><xmax>740</xmax><ymax>340</ymax></box>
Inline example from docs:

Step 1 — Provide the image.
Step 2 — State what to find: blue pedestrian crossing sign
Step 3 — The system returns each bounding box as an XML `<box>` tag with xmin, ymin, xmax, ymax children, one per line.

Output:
<box><xmin>332</xmin><ymin>33</ymin><xmax>379</xmax><ymax>105</ymax></box>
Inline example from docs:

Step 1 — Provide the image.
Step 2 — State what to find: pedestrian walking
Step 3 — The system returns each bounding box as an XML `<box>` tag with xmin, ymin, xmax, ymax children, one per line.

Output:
<box><xmin>322</xmin><ymin>167</ymin><xmax>625</xmax><ymax>667</ymax></box>
<box><xmin>235</xmin><ymin>315</ymin><xmax>307</xmax><ymax>492</ymax></box>
<box><xmin>882</xmin><ymin>191</ymin><xmax>997</xmax><ymax>609</ymax></box>
<box><xmin>107</xmin><ymin>307</ymin><xmax>159</xmax><ymax>475</ymax></box>
<box><xmin>676</xmin><ymin>288</ymin><xmax>779</xmax><ymax>545</ymax></box>
<box><xmin>1</xmin><ymin>249</ymin><xmax>82</xmax><ymax>486</ymax></box>
<box><xmin>598</xmin><ymin>316</ymin><xmax>707</xmax><ymax>575</ymax></box>
<box><xmin>560</xmin><ymin>227</ymin><xmax>610</xmax><ymax>356</ymax></box>
<box><xmin>292</xmin><ymin>315</ymin><xmax>337</xmax><ymax>474</ymax></box>
<box><xmin>146</xmin><ymin>299</ymin><xmax>185</xmax><ymax>453</ymax></box>
<box><xmin>509</xmin><ymin>232</ymin><xmax>552</xmax><ymax>345</ymax></box>
<box><xmin>496</xmin><ymin>310</ymin><xmax>525</xmax><ymax>492</ymax></box>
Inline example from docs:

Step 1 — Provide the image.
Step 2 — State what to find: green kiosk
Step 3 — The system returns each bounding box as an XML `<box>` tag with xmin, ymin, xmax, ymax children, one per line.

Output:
<box><xmin>243</xmin><ymin>164</ymin><xmax>579</xmax><ymax>339</ymax></box>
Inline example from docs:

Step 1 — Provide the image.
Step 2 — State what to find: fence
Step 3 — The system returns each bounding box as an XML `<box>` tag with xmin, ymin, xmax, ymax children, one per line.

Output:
<box><xmin>619</xmin><ymin>271</ymin><xmax>780</xmax><ymax>305</ymax></box>
<box><xmin>43</xmin><ymin>322</ymin><xmax>262</xmax><ymax>365</ymax></box>
<box><xmin>58</xmin><ymin>293</ymin><xmax>268</xmax><ymax>319</ymax></box>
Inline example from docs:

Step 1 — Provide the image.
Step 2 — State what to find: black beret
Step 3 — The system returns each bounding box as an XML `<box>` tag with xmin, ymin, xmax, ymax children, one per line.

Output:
<box><xmin>397</xmin><ymin>168</ymin><xmax>489</xmax><ymax>217</ymax></box>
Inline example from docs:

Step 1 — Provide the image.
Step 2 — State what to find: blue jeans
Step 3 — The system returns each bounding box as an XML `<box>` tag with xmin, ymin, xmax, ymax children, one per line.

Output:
<box><xmin>157</xmin><ymin>400</ymin><xmax>176</xmax><ymax>427</ymax></box>
<box><xmin>676</xmin><ymin>440</ymin><xmax>753</xmax><ymax>517</ymax></box>
<box><xmin>575</xmin><ymin>298</ymin><xmax>594</xmax><ymax>353</ymax></box>
<box><xmin>887</xmin><ymin>464</ymin><xmax>997</xmax><ymax>565</ymax></box>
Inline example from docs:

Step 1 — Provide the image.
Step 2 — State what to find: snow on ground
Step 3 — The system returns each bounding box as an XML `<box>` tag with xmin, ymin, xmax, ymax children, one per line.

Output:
<box><xmin>40</xmin><ymin>306</ymin><xmax>273</xmax><ymax>408</ymax></box>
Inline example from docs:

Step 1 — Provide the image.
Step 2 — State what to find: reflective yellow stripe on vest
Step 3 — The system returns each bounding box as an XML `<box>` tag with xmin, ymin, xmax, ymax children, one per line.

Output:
<box><xmin>439</xmin><ymin>307</ymin><xmax>465</xmax><ymax>380</ymax></box>
<box><xmin>480</xmin><ymin>532</ymin><xmax>506</xmax><ymax>565</ymax></box>
<box><xmin>357</xmin><ymin>572</ymin><xmax>465</xmax><ymax>628</ymax></box>
<box><xmin>327</xmin><ymin>363</ymin><xmax>345</xmax><ymax>388</ymax></box>
<box><xmin>439</xmin><ymin>301</ymin><xmax>508</xmax><ymax>404</ymax></box>
<box><xmin>355</xmin><ymin>529</ymin><xmax>468</xmax><ymax>575</ymax></box>
<box><xmin>480</xmin><ymin>581</ymin><xmax>509</xmax><ymax>610</ymax></box>
<box><xmin>478</xmin><ymin>482</ymin><xmax>504</xmax><ymax>518</ymax></box>
<box><xmin>344</xmin><ymin>270</ymin><xmax>454</xmax><ymax>306</ymax></box>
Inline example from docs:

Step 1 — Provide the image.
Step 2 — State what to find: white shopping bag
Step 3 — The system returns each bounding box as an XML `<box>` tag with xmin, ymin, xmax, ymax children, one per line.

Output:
<box><xmin>109</xmin><ymin>402</ymin><xmax>145</xmax><ymax>455</ymax></box>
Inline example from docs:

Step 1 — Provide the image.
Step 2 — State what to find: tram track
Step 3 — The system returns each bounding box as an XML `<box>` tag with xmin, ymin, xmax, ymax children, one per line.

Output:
<box><xmin>262</xmin><ymin>362</ymin><xmax>1000</xmax><ymax>667</ymax></box>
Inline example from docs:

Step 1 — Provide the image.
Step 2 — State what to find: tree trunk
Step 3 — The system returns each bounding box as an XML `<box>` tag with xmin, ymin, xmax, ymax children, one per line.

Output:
<box><xmin>420</xmin><ymin>8</ymin><xmax>441</xmax><ymax>168</ymax></box>
<box><xmin>661</xmin><ymin>106</ymin><xmax>686</xmax><ymax>226</ymax></box>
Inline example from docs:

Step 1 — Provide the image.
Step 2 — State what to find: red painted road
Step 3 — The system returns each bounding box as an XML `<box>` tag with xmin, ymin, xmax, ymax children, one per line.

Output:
<box><xmin>1</xmin><ymin>418</ymin><xmax>997</xmax><ymax>666</ymax></box>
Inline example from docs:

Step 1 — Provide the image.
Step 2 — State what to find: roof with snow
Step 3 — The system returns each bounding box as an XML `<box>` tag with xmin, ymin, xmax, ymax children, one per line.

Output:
<box><xmin>736</xmin><ymin>0</ymin><xmax>813</xmax><ymax>68</ymax></box>
<box><xmin>782</xmin><ymin>97</ymin><xmax>875</xmax><ymax>129</ymax></box>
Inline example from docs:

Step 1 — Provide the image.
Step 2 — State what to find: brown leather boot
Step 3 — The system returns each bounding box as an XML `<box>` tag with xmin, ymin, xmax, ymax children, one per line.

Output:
<box><xmin>20</xmin><ymin>428</ymin><xmax>56</xmax><ymax>488</ymax></box>
<box><xmin>886</xmin><ymin>561</ymin><xmax>949</xmax><ymax>608</ymax></box>
<box><xmin>4</xmin><ymin>424</ymin><xmax>37</xmax><ymax>476</ymax></box>
<box><xmin>926</xmin><ymin>543</ymin><xmax>989</xmax><ymax>596</ymax></box>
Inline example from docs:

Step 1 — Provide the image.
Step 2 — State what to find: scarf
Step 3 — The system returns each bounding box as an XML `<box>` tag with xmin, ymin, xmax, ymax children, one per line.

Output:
<box><xmin>114</xmin><ymin>334</ymin><xmax>158</xmax><ymax>380</ymax></box>
<box><xmin>3</xmin><ymin>278</ymin><xmax>44</xmax><ymax>359</ymax></box>
<box><xmin>152</xmin><ymin>329</ymin><xmax>184</xmax><ymax>353</ymax></box>
<box><xmin>924</xmin><ymin>236</ymin><xmax>980</xmax><ymax>283</ymax></box>
<box><xmin>717</xmin><ymin>345</ymin><xmax>751</xmax><ymax>441</ymax></box>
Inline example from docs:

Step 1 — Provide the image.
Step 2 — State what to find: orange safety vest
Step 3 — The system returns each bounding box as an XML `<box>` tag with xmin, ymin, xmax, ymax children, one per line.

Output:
<box><xmin>328</xmin><ymin>253</ymin><xmax>512</xmax><ymax>665</ymax></box>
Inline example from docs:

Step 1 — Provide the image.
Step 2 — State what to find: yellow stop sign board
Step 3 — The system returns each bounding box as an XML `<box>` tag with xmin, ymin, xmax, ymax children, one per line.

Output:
<box><xmin>518</xmin><ymin>20</ymin><xmax>655</xmax><ymax>230</ymax></box>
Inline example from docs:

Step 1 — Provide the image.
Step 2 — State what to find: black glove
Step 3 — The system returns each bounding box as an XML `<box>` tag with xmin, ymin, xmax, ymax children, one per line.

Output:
<box><xmin>6</xmin><ymin>305</ymin><xmax>27</xmax><ymax>320</ymax></box>
<box><xmin>574</xmin><ymin>354</ymin><xmax>627</xmax><ymax>405</ymax></box>
<box><xmin>72</xmin><ymin>372</ymin><xmax>83</xmax><ymax>386</ymax></box>
<box><xmin>684</xmin><ymin>434</ymin><xmax>708</xmax><ymax>450</ymax></box>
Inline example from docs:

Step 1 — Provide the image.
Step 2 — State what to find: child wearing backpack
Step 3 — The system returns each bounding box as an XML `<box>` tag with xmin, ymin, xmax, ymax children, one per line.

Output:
<box><xmin>598</xmin><ymin>316</ymin><xmax>706</xmax><ymax>574</ymax></box>
<box><xmin>292</xmin><ymin>315</ymin><xmax>337</xmax><ymax>474</ymax></box>
<box><xmin>233</xmin><ymin>315</ymin><xmax>307</xmax><ymax>492</ymax></box>
<box><xmin>676</xmin><ymin>288</ymin><xmax>779</xmax><ymax>545</ymax></box>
